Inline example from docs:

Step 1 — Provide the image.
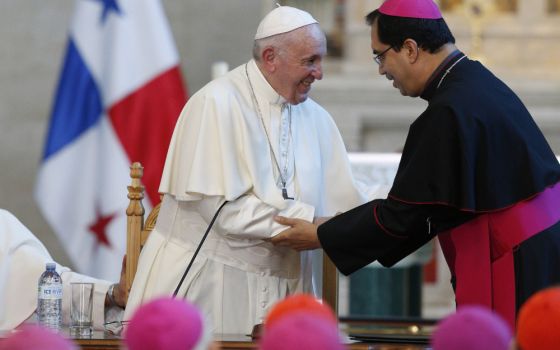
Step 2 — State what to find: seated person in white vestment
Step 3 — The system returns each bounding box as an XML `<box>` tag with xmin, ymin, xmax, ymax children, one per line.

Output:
<box><xmin>0</xmin><ymin>209</ymin><xmax>126</xmax><ymax>331</ymax></box>
<box><xmin>124</xmin><ymin>6</ymin><xmax>368</xmax><ymax>334</ymax></box>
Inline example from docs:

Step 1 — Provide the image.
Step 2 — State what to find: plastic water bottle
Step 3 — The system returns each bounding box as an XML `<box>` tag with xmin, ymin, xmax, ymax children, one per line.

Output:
<box><xmin>37</xmin><ymin>262</ymin><xmax>63</xmax><ymax>331</ymax></box>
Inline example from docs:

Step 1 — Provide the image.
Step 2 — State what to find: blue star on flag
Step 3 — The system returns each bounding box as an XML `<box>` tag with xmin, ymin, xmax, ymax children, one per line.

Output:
<box><xmin>91</xmin><ymin>0</ymin><xmax>122</xmax><ymax>23</ymax></box>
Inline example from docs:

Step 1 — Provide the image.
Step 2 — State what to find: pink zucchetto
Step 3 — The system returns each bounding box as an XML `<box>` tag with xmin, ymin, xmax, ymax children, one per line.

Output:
<box><xmin>0</xmin><ymin>325</ymin><xmax>77</xmax><ymax>350</ymax></box>
<box><xmin>124</xmin><ymin>297</ymin><xmax>212</xmax><ymax>350</ymax></box>
<box><xmin>379</xmin><ymin>0</ymin><xmax>442</xmax><ymax>19</ymax></box>
<box><xmin>259</xmin><ymin>312</ymin><xmax>346</xmax><ymax>350</ymax></box>
<box><xmin>255</xmin><ymin>5</ymin><xmax>317</xmax><ymax>40</ymax></box>
<box><xmin>431</xmin><ymin>305</ymin><xmax>512</xmax><ymax>350</ymax></box>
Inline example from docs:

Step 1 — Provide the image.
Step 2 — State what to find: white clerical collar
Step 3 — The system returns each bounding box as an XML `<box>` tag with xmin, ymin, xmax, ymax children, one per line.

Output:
<box><xmin>247</xmin><ymin>59</ymin><xmax>287</xmax><ymax>106</ymax></box>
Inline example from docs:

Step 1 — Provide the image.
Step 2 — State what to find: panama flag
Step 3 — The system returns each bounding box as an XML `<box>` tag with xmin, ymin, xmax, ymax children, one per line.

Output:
<box><xmin>35</xmin><ymin>0</ymin><xmax>187</xmax><ymax>281</ymax></box>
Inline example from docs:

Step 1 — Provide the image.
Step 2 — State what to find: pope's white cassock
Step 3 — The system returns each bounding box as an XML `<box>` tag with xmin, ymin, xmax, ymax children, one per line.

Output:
<box><xmin>0</xmin><ymin>209</ymin><xmax>122</xmax><ymax>331</ymax></box>
<box><xmin>124</xmin><ymin>59</ymin><xmax>368</xmax><ymax>334</ymax></box>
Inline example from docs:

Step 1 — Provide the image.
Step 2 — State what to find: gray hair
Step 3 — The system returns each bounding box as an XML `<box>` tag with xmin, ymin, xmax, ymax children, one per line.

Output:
<box><xmin>252</xmin><ymin>23</ymin><xmax>324</xmax><ymax>61</ymax></box>
<box><xmin>252</xmin><ymin>33</ymin><xmax>288</xmax><ymax>61</ymax></box>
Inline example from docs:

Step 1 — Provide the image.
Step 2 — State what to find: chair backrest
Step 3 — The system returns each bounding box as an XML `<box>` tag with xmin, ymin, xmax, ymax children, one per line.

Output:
<box><xmin>125</xmin><ymin>162</ymin><xmax>160</xmax><ymax>292</ymax></box>
<box><xmin>124</xmin><ymin>162</ymin><xmax>338</xmax><ymax>312</ymax></box>
<box><xmin>322</xmin><ymin>255</ymin><xmax>338</xmax><ymax>314</ymax></box>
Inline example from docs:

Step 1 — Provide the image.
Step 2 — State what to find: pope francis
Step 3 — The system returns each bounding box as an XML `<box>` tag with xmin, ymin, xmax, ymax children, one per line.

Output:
<box><xmin>124</xmin><ymin>5</ymin><xmax>368</xmax><ymax>334</ymax></box>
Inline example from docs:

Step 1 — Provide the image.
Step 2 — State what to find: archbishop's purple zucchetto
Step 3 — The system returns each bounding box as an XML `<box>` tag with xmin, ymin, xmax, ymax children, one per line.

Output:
<box><xmin>379</xmin><ymin>0</ymin><xmax>442</xmax><ymax>19</ymax></box>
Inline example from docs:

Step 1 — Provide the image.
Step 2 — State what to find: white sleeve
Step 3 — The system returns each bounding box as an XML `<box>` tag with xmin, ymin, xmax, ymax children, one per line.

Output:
<box><xmin>0</xmin><ymin>209</ymin><xmax>122</xmax><ymax>331</ymax></box>
<box><xmin>195</xmin><ymin>194</ymin><xmax>314</xmax><ymax>240</ymax></box>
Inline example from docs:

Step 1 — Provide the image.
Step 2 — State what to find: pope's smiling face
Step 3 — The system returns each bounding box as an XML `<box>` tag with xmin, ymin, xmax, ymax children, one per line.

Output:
<box><xmin>269</xmin><ymin>24</ymin><xmax>326</xmax><ymax>105</ymax></box>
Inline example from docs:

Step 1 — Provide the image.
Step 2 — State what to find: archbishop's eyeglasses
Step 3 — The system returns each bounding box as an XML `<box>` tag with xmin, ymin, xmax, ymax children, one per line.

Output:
<box><xmin>374</xmin><ymin>46</ymin><xmax>393</xmax><ymax>65</ymax></box>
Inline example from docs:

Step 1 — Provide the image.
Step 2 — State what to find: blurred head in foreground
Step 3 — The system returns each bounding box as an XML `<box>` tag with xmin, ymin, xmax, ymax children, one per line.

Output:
<box><xmin>431</xmin><ymin>305</ymin><xmax>512</xmax><ymax>350</ymax></box>
<box><xmin>259</xmin><ymin>293</ymin><xmax>345</xmax><ymax>350</ymax></box>
<box><xmin>264</xmin><ymin>293</ymin><xmax>337</xmax><ymax>329</ymax></box>
<box><xmin>124</xmin><ymin>297</ymin><xmax>216</xmax><ymax>350</ymax></box>
<box><xmin>515</xmin><ymin>287</ymin><xmax>560</xmax><ymax>350</ymax></box>
<box><xmin>0</xmin><ymin>325</ymin><xmax>76</xmax><ymax>350</ymax></box>
<box><xmin>259</xmin><ymin>312</ymin><xmax>345</xmax><ymax>350</ymax></box>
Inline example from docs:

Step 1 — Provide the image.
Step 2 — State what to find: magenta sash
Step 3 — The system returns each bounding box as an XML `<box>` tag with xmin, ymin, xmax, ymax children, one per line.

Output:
<box><xmin>438</xmin><ymin>182</ymin><xmax>560</xmax><ymax>329</ymax></box>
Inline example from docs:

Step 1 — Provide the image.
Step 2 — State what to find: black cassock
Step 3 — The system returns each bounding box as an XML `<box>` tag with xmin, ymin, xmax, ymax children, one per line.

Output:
<box><xmin>318</xmin><ymin>51</ymin><xmax>560</xmax><ymax>327</ymax></box>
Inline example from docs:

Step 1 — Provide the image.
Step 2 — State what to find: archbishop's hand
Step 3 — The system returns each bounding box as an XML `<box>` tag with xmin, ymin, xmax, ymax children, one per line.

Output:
<box><xmin>270</xmin><ymin>216</ymin><xmax>321</xmax><ymax>251</ymax></box>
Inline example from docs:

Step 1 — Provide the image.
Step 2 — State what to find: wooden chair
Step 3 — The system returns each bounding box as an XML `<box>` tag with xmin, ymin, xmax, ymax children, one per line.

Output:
<box><xmin>125</xmin><ymin>162</ymin><xmax>160</xmax><ymax>293</ymax></box>
<box><xmin>125</xmin><ymin>162</ymin><xmax>339</xmax><ymax>313</ymax></box>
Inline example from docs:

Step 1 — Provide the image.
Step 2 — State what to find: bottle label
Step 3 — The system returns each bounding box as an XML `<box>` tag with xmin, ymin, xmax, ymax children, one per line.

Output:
<box><xmin>38</xmin><ymin>285</ymin><xmax>63</xmax><ymax>299</ymax></box>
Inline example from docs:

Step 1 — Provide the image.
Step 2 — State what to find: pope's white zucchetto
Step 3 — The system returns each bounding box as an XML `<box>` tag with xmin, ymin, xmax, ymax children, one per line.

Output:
<box><xmin>254</xmin><ymin>6</ymin><xmax>318</xmax><ymax>40</ymax></box>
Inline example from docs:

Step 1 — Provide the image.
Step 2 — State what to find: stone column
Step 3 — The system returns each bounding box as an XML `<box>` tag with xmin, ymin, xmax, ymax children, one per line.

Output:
<box><xmin>342</xmin><ymin>0</ymin><xmax>383</xmax><ymax>71</ymax></box>
<box><xmin>518</xmin><ymin>0</ymin><xmax>547</xmax><ymax>24</ymax></box>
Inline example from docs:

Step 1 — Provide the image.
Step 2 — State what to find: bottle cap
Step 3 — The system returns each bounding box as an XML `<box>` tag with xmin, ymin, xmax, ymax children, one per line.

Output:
<box><xmin>46</xmin><ymin>262</ymin><xmax>56</xmax><ymax>270</ymax></box>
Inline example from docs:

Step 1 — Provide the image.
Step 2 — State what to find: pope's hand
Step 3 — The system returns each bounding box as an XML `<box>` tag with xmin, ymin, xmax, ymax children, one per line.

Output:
<box><xmin>270</xmin><ymin>216</ymin><xmax>321</xmax><ymax>251</ymax></box>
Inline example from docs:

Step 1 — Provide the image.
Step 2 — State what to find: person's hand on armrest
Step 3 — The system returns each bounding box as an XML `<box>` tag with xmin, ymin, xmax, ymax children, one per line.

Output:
<box><xmin>105</xmin><ymin>256</ymin><xmax>127</xmax><ymax>309</ymax></box>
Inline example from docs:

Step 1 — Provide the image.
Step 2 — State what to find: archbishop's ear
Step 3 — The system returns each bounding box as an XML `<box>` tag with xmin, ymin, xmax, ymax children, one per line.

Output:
<box><xmin>402</xmin><ymin>38</ymin><xmax>420</xmax><ymax>63</ymax></box>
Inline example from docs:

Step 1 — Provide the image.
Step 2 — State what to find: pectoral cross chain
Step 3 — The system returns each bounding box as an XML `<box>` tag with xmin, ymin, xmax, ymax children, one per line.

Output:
<box><xmin>282</xmin><ymin>188</ymin><xmax>294</xmax><ymax>200</ymax></box>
